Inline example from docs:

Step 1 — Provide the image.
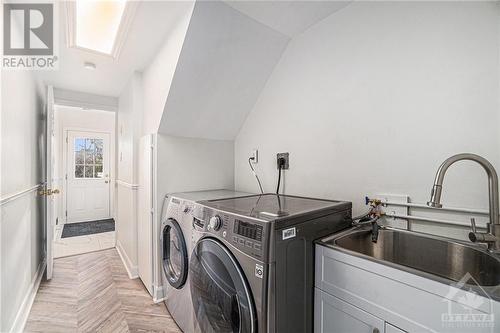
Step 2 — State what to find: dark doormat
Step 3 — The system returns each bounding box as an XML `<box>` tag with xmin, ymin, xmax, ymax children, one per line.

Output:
<box><xmin>61</xmin><ymin>218</ymin><xmax>115</xmax><ymax>238</ymax></box>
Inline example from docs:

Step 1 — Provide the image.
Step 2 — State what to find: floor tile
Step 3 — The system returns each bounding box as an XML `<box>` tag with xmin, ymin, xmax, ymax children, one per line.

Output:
<box><xmin>54</xmin><ymin>228</ymin><xmax>115</xmax><ymax>258</ymax></box>
<box><xmin>26</xmin><ymin>249</ymin><xmax>181</xmax><ymax>333</ymax></box>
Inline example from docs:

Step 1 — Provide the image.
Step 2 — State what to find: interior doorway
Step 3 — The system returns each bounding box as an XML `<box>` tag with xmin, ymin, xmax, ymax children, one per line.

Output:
<box><xmin>52</xmin><ymin>105</ymin><xmax>116</xmax><ymax>258</ymax></box>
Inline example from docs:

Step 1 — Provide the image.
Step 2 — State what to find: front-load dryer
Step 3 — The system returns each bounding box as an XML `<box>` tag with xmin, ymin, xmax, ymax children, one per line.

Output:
<box><xmin>190</xmin><ymin>194</ymin><xmax>352</xmax><ymax>333</ymax></box>
<box><xmin>160</xmin><ymin>190</ymin><xmax>251</xmax><ymax>333</ymax></box>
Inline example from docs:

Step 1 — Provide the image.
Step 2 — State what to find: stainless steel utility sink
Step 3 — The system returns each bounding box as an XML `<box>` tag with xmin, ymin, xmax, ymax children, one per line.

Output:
<box><xmin>321</xmin><ymin>227</ymin><xmax>500</xmax><ymax>287</ymax></box>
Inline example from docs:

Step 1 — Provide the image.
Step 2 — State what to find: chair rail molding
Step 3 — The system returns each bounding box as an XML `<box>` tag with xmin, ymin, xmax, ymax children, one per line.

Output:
<box><xmin>0</xmin><ymin>183</ymin><xmax>44</xmax><ymax>206</ymax></box>
<box><xmin>116</xmin><ymin>179</ymin><xmax>139</xmax><ymax>190</ymax></box>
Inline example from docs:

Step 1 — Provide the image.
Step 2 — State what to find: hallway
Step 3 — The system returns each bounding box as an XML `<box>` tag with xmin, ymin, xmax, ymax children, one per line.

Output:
<box><xmin>25</xmin><ymin>249</ymin><xmax>181</xmax><ymax>332</ymax></box>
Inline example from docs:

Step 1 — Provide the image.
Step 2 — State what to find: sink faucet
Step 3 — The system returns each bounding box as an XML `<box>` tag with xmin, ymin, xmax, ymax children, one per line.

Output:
<box><xmin>427</xmin><ymin>153</ymin><xmax>500</xmax><ymax>252</ymax></box>
<box><xmin>353</xmin><ymin>199</ymin><xmax>382</xmax><ymax>242</ymax></box>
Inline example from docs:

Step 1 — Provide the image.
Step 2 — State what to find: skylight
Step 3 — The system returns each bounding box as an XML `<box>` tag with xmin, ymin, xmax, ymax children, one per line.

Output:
<box><xmin>75</xmin><ymin>0</ymin><xmax>127</xmax><ymax>55</ymax></box>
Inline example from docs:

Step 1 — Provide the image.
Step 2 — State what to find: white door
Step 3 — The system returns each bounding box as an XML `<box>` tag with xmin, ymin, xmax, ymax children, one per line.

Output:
<box><xmin>66</xmin><ymin>131</ymin><xmax>111</xmax><ymax>222</ymax></box>
<box><xmin>46</xmin><ymin>85</ymin><xmax>56</xmax><ymax>279</ymax></box>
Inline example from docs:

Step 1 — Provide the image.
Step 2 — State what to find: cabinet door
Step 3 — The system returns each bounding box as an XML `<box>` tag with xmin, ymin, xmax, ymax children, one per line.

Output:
<box><xmin>385</xmin><ymin>323</ymin><xmax>407</xmax><ymax>333</ymax></box>
<box><xmin>315</xmin><ymin>288</ymin><xmax>384</xmax><ymax>333</ymax></box>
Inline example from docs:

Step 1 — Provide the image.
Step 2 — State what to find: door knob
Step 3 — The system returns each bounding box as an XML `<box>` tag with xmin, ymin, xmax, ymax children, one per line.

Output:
<box><xmin>105</xmin><ymin>180</ymin><xmax>109</xmax><ymax>184</ymax></box>
<box><xmin>39</xmin><ymin>189</ymin><xmax>59</xmax><ymax>195</ymax></box>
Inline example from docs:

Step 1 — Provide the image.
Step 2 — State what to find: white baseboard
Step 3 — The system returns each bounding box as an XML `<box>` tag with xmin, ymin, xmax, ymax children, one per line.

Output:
<box><xmin>10</xmin><ymin>258</ymin><xmax>46</xmax><ymax>333</ymax></box>
<box><xmin>116</xmin><ymin>240</ymin><xmax>139</xmax><ymax>279</ymax></box>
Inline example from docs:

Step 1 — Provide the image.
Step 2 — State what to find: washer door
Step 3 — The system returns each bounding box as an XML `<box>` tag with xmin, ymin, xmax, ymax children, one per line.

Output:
<box><xmin>190</xmin><ymin>238</ymin><xmax>256</xmax><ymax>333</ymax></box>
<box><xmin>162</xmin><ymin>218</ymin><xmax>188</xmax><ymax>289</ymax></box>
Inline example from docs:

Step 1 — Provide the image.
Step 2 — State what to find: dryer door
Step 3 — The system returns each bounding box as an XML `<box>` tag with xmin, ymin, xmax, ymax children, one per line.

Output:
<box><xmin>162</xmin><ymin>218</ymin><xmax>188</xmax><ymax>289</ymax></box>
<box><xmin>190</xmin><ymin>238</ymin><xmax>256</xmax><ymax>333</ymax></box>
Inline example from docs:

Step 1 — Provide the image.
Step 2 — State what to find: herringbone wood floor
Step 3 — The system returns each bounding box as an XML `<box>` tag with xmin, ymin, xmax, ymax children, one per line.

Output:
<box><xmin>25</xmin><ymin>248</ymin><xmax>182</xmax><ymax>332</ymax></box>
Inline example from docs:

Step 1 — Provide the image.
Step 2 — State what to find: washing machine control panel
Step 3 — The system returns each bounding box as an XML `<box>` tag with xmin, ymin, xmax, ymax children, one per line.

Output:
<box><xmin>233</xmin><ymin>219</ymin><xmax>263</xmax><ymax>242</ymax></box>
<box><xmin>231</xmin><ymin>218</ymin><xmax>265</xmax><ymax>257</ymax></box>
<box><xmin>193</xmin><ymin>205</ymin><xmax>267</xmax><ymax>260</ymax></box>
<box><xmin>212</xmin><ymin>213</ymin><xmax>265</xmax><ymax>258</ymax></box>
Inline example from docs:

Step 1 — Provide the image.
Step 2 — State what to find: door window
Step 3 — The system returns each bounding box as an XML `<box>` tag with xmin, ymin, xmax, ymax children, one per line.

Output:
<box><xmin>74</xmin><ymin>138</ymin><xmax>104</xmax><ymax>178</ymax></box>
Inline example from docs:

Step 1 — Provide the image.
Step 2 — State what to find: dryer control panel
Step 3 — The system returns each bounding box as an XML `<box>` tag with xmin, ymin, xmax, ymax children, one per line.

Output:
<box><xmin>232</xmin><ymin>219</ymin><xmax>264</xmax><ymax>255</ymax></box>
<box><xmin>192</xmin><ymin>205</ymin><xmax>269</xmax><ymax>261</ymax></box>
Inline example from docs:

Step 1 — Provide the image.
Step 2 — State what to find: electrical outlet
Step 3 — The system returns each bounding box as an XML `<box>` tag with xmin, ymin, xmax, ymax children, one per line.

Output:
<box><xmin>277</xmin><ymin>152</ymin><xmax>289</xmax><ymax>169</ymax></box>
<box><xmin>250</xmin><ymin>149</ymin><xmax>258</xmax><ymax>163</ymax></box>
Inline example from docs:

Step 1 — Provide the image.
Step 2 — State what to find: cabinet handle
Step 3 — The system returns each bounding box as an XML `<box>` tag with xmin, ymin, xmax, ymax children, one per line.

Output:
<box><xmin>373</xmin><ymin>328</ymin><xmax>380</xmax><ymax>333</ymax></box>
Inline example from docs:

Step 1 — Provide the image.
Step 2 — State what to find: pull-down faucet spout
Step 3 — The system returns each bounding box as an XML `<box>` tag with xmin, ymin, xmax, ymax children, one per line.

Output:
<box><xmin>427</xmin><ymin>153</ymin><xmax>500</xmax><ymax>252</ymax></box>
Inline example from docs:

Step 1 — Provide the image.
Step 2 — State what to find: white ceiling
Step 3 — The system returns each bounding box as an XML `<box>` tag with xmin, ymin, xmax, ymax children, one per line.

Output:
<box><xmin>41</xmin><ymin>0</ymin><xmax>351</xmax><ymax>100</ymax></box>
<box><xmin>41</xmin><ymin>1</ymin><xmax>191</xmax><ymax>97</ymax></box>
<box><xmin>224</xmin><ymin>0</ymin><xmax>352</xmax><ymax>37</ymax></box>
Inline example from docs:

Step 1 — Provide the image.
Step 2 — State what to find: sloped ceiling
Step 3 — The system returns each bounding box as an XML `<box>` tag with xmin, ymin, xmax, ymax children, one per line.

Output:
<box><xmin>224</xmin><ymin>1</ymin><xmax>352</xmax><ymax>37</ymax></box>
<box><xmin>158</xmin><ymin>1</ymin><xmax>290</xmax><ymax>140</ymax></box>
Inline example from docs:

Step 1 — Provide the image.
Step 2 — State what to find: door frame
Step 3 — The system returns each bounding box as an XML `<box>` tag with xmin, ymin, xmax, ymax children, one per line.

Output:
<box><xmin>62</xmin><ymin>127</ymin><xmax>115</xmax><ymax>224</ymax></box>
<box><xmin>46</xmin><ymin>85</ymin><xmax>55</xmax><ymax>279</ymax></box>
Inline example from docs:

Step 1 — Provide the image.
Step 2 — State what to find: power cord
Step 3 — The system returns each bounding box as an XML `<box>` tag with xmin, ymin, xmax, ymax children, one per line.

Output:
<box><xmin>248</xmin><ymin>157</ymin><xmax>264</xmax><ymax>194</ymax></box>
<box><xmin>276</xmin><ymin>157</ymin><xmax>286</xmax><ymax>194</ymax></box>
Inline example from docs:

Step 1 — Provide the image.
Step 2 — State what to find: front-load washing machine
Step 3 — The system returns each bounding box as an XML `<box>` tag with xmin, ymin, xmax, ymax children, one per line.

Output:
<box><xmin>189</xmin><ymin>194</ymin><xmax>352</xmax><ymax>333</ymax></box>
<box><xmin>160</xmin><ymin>190</ymin><xmax>251</xmax><ymax>333</ymax></box>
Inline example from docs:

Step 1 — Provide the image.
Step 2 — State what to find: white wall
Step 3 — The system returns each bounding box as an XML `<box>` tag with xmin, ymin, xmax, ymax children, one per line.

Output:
<box><xmin>152</xmin><ymin>133</ymin><xmax>234</xmax><ymax>294</ymax></box>
<box><xmin>156</xmin><ymin>134</ymin><xmax>235</xmax><ymax>198</ymax></box>
<box><xmin>54</xmin><ymin>106</ymin><xmax>116</xmax><ymax>224</ymax></box>
<box><xmin>142</xmin><ymin>1</ymin><xmax>194</xmax><ymax>135</ymax></box>
<box><xmin>117</xmin><ymin>72</ymin><xmax>143</xmax><ymax>184</ymax></box>
<box><xmin>115</xmin><ymin>72</ymin><xmax>143</xmax><ymax>274</ymax></box>
<box><xmin>154</xmin><ymin>133</ymin><xmax>235</xmax><ymax>244</ymax></box>
<box><xmin>1</xmin><ymin>69</ymin><xmax>46</xmax><ymax>331</ymax></box>
<box><xmin>235</xmin><ymin>2</ymin><xmax>500</xmax><ymax>239</ymax></box>
<box><xmin>158</xmin><ymin>1</ymin><xmax>289</xmax><ymax>140</ymax></box>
